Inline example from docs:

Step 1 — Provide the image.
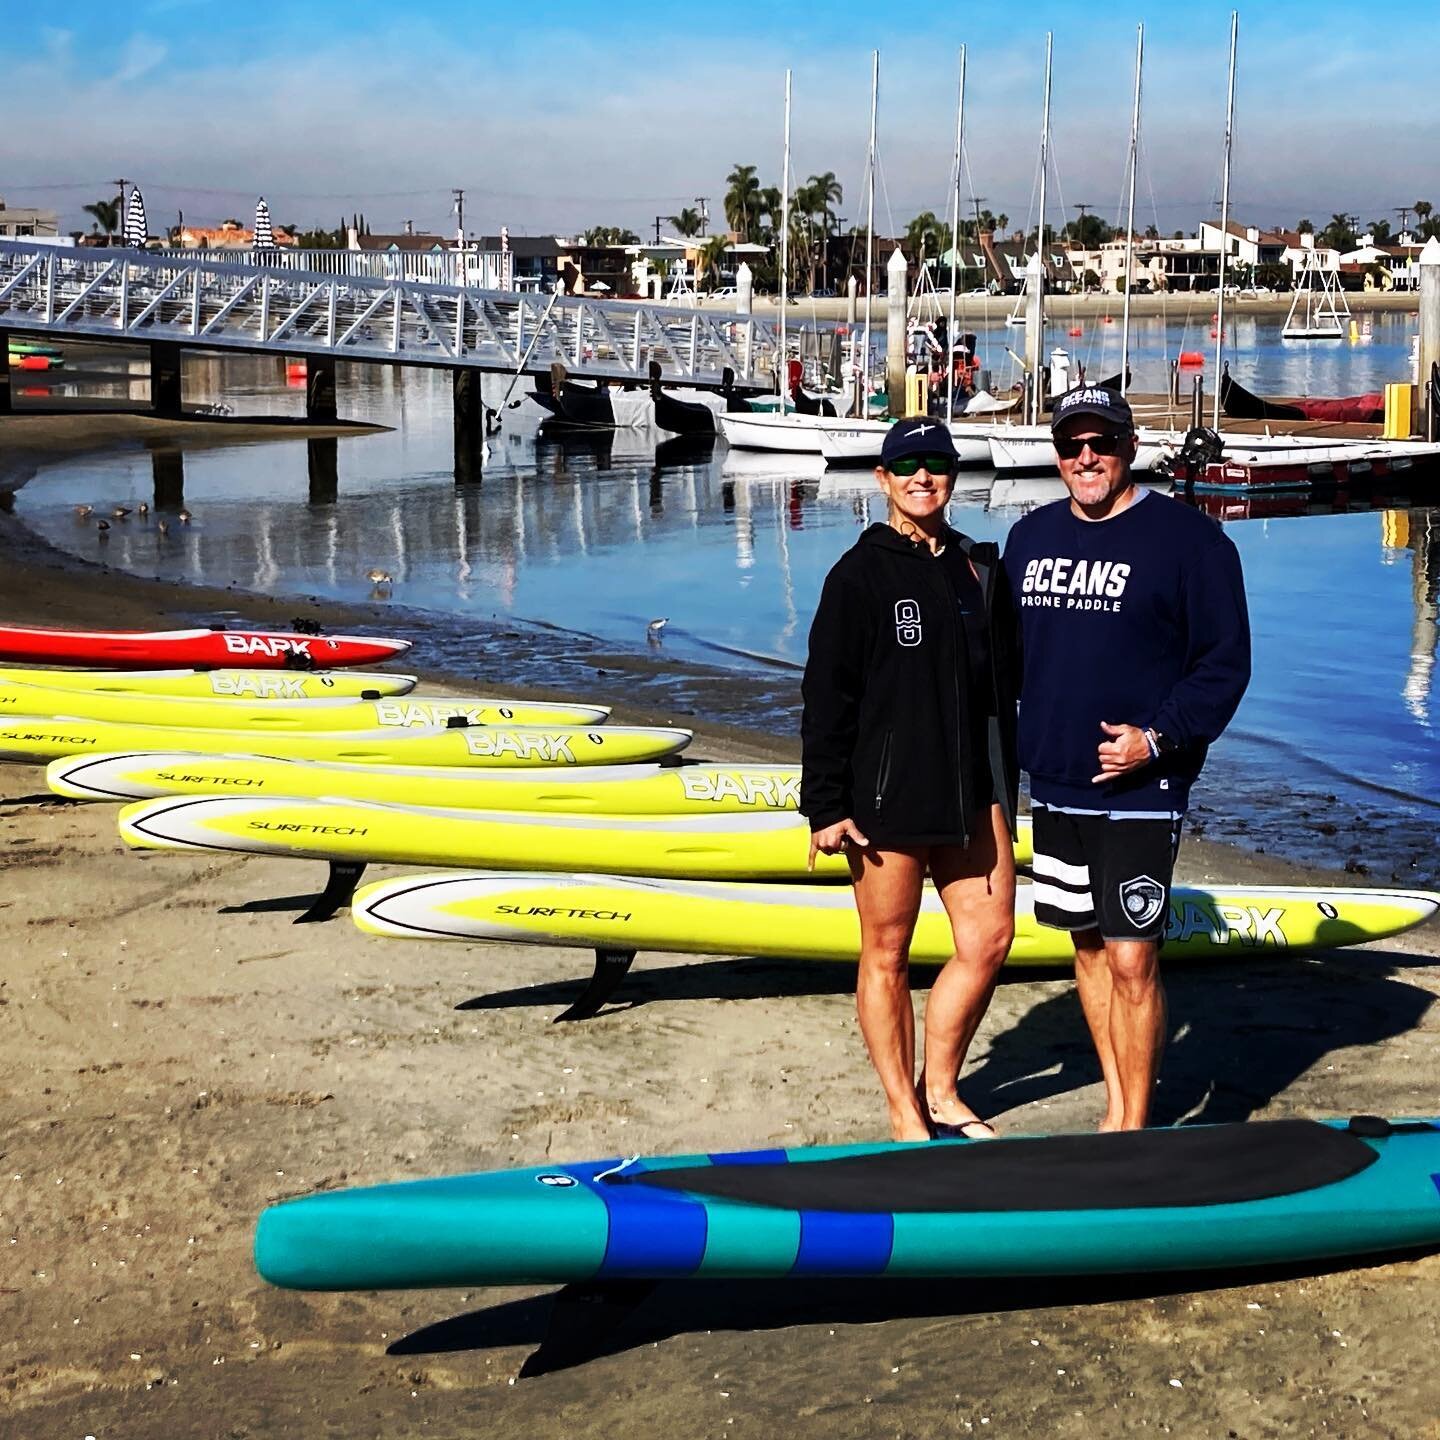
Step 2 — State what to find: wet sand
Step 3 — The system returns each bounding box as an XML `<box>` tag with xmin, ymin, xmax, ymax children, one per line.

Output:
<box><xmin>3</xmin><ymin>415</ymin><xmax>1440</xmax><ymax>1438</ymax></box>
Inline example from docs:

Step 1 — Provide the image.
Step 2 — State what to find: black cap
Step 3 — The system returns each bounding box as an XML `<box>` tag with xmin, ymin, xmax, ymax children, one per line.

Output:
<box><xmin>879</xmin><ymin>417</ymin><xmax>959</xmax><ymax>469</ymax></box>
<box><xmin>1049</xmin><ymin>385</ymin><xmax>1134</xmax><ymax>433</ymax></box>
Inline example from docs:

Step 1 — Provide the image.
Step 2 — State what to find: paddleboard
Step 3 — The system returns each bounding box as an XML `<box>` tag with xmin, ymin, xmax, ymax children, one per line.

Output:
<box><xmin>0</xmin><ymin>678</ymin><xmax>608</xmax><ymax>731</ymax></box>
<box><xmin>49</xmin><ymin>754</ymin><xmax>803</xmax><ymax>814</ymax></box>
<box><xmin>0</xmin><ymin>667</ymin><xmax>418</xmax><ymax>700</ymax></box>
<box><xmin>351</xmin><ymin>870</ymin><xmax>1439</xmax><ymax>966</ymax></box>
<box><xmin>255</xmin><ymin>1116</ymin><xmax>1440</xmax><ymax>1289</ymax></box>
<box><xmin>0</xmin><ymin>717</ymin><xmax>689</xmax><ymax>767</ymax></box>
<box><xmin>0</xmin><ymin>622</ymin><xmax>410</xmax><ymax>669</ymax></box>
<box><xmin>115</xmin><ymin>795</ymin><xmax>1034</xmax><ymax>877</ymax></box>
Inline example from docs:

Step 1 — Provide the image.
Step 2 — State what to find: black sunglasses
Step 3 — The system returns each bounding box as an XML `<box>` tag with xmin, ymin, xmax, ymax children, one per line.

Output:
<box><xmin>887</xmin><ymin>453</ymin><xmax>958</xmax><ymax>477</ymax></box>
<box><xmin>1053</xmin><ymin>430</ymin><xmax>1131</xmax><ymax>459</ymax></box>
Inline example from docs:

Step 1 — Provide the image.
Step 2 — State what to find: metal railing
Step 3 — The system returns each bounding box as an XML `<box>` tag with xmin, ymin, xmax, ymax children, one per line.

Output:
<box><xmin>0</xmin><ymin>240</ymin><xmax>778</xmax><ymax>388</ymax></box>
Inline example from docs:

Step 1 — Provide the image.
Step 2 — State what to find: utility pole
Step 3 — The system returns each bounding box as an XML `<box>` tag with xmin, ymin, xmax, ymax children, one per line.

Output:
<box><xmin>695</xmin><ymin>196</ymin><xmax>709</xmax><ymax>234</ymax></box>
<box><xmin>1072</xmin><ymin>201</ymin><xmax>1093</xmax><ymax>243</ymax></box>
<box><xmin>451</xmin><ymin>188</ymin><xmax>465</xmax><ymax>243</ymax></box>
<box><xmin>653</xmin><ymin>215</ymin><xmax>666</xmax><ymax>246</ymax></box>
<box><xmin>969</xmin><ymin>195</ymin><xmax>987</xmax><ymax>239</ymax></box>
<box><xmin>1396</xmin><ymin>205</ymin><xmax>1413</xmax><ymax>236</ymax></box>
<box><xmin>111</xmin><ymin>177</ymin><xmax>130</xmax><ymax>246</ymax></box>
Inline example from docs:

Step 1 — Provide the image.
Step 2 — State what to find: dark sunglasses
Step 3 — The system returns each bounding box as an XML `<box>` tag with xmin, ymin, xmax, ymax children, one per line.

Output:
<box><xmin>1053</xmin><ymin>430</ymin><xmax>1131</xmax><ymax>459</ymax></box>
<box><xmin>887</xmin><ymin>453</ymin><xmax>958</xmax><ymax>477</ymax></box>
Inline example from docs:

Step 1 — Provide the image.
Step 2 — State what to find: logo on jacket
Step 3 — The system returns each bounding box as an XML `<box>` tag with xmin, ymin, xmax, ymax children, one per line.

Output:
<box><xmin>894</xmin><ymin>598</ymin><xmax>923</xmax><ymax>646</ymax></box>
<box><xmin>1118</xmin><ymin>875</ymin><xmax>1166</xmax><ymax>930</ymax></box>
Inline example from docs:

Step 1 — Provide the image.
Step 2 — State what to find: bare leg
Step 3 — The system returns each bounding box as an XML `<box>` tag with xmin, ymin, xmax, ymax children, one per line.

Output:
<box><xmin>922</xmin><ymin>803</ymin><xmax>1016</xmax><ymax>1134</ymax></box>
<box><xmin>1104</xmin><ymin>938</ymin><xmax>1166</xmax><ymax>1130</ymax></box>
<box><xmin>851</xmin><ymin>847</ymin><xmax>931</xmax><ymax>1141</ymax></box>
<box><xmin>1072</xmin><ymin>926</ymin><xmax>1125</xmax><ymax>1132</ymax></box>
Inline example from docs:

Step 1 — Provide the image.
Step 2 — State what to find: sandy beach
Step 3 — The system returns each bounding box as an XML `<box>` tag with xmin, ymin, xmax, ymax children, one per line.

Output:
<box><xmin>3</xmin><ymin>414</ymin><xmax>1440</xmax><ymax>1438</ymax></box>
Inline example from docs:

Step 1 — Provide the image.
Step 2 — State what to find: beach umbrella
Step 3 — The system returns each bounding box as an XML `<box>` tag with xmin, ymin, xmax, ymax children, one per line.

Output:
<box><xmin>123</xmin><ymin>187</ymin><xmax>148</xmax><ymax>248</ymax></box>
<box><xmin>253</xmin><ymin>196</ymin><xmax>274</xmax><ymax>250</ymax></box>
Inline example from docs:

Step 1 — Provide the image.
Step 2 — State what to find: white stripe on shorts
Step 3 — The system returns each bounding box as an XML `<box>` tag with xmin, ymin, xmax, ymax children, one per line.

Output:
<box><xmin>1032</xmin><ymin>880</ymin><xmax>1095</xmax><ymax>915</ymax></box>
<box><xmin>1031</xmin><ymin>852</ymin><xmax>1090</xmax><ymax>887</ymax></box>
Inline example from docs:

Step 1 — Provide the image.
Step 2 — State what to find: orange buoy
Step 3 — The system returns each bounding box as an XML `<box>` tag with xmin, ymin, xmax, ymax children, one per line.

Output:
<box><xmin>1102</xmin><ymin>315</ymin><xmax>1115</xmax><ymax>325</ymax></box>
<box><xmin>1178</xmin><ymin>351</ymin><xmax>1205</xmax><ymax>367</ymax></box>
<box><xmin>19</xmin><ymin>354</ymin><xmax>50</xmax><ymax>371</ymax></box>
<box><xmin>1209</xmin><ymin>328</ymin><xmax>1224</xmax><ymax>339</ymax></box>
<box><xmin>1068</xmin><ymin>326</ymin><xmax>1083</xmax><ymax>337</ymax></box>
<box><xmin>285</xmin><ymin>361</ymin><xmax>307</xmax><ymax>380</ymax></box>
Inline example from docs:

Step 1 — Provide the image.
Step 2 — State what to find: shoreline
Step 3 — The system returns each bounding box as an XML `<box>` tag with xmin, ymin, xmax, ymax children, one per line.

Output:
<box><xmin>3</xmin><ymin>410</ymin><xmax>1439</xmax><ymax>1438</ymax></box>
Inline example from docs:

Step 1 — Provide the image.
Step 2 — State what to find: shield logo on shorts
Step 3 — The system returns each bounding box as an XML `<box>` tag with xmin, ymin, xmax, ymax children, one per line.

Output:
<box><xmin>1118</xmin><ymin>875</ymin><xmax>1166</xmax><ymax>930</ymax></box>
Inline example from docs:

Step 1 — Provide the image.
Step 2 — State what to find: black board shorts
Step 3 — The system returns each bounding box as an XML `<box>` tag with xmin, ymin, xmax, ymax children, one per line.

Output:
<box><xmin>1031</xmin><ymin>805</ymin><xmax>1183</xmax><ymax>941</ymax></box>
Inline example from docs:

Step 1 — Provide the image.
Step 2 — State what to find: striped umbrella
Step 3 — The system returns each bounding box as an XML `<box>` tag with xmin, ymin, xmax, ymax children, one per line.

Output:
<box><xmin>253</xmin><ymin>196</ymin><xmax>275</xmax><ymax>250</ymax></box>
<box><xmin>123</xmin><ymin>187</ymin><xmax>148</xmax><ymax>247</ymax></box>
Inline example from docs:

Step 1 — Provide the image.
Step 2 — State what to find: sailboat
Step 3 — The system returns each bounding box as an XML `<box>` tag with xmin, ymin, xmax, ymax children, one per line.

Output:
<box><xmin>1281</xmin><ymin>239</ymin><xmax>1349</xmax><ymax>340</ymax></box>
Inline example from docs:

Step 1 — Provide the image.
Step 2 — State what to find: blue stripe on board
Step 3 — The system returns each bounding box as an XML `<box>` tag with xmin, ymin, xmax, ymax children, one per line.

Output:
<box><xmin>567</xmin><ymin>1160</ymin><xmax>709</xmax><ymax>1278</ymax></box>
<box><xmin>792</xmin><ymin>1210</ymin><xmax>894</xmax><ymax>1276</ymax></box>
<box><xmin>1431</xmin><ymin>1173</ymin><xmax>1440</xmax><ymax>1200</ymax></box>
<box><xmin>708</xmin><ymin>1149</ymin><xmax>789</xmax><ymax>1166</ymax></box>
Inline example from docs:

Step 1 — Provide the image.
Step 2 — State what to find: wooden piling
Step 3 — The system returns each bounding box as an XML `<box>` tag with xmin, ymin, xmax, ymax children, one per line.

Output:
<box><xmin>150</xmin><ymin>342</ymin><xmax>183</xmax><ymax>418</ymax></box>
<box><xmin>306</xmin><ymin>357</ymin><xmax>338</xmax><ymax>422</ymax></box>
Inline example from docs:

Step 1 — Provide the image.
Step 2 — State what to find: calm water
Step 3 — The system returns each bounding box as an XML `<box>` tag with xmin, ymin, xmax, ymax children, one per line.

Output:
<box><xmin>12</xmin><ymin>315</ymin><xmax>1439</xmax><ymax>882</ymax></box>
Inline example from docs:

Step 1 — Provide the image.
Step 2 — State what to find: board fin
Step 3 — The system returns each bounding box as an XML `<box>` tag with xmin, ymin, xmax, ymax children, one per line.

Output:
<box><xmin>295</xmin><ymin>861</ymin><xmax>368</xmax><ymax>924</ymax></box>
<box><xmin>553</xmin><ymin>948</ymin><xmax>636</xmax><ymax>1023</ymax></box>
<box><xmin>519</xmin><ymin>1279</ymin><xmax>657</xmax><ymax>1377</ymax></box>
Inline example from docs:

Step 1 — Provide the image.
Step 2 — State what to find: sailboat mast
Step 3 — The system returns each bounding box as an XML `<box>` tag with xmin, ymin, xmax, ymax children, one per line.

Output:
<box><xmin>1212</xmin><ymin>10</ymin><xmax>1238</xmax><ymax>429</ymax></box>
<box><xmin>946</xmin><ymin>46</ymin><xmax>966</xmax><ymax>422</ymax></box>
<box><xmin>1119</xmin><ymin>23</ymin><xmax>1143</xmax><ymax>398</ymax></box>
<box><xmin>862</xmin><ymin>50</ymin><xmax>878</xmax><ymax>419</ymax></box>
<box><xmin>779</xmin><ymin>68</ymin><xmax>792</xmax><ymax>416</ymax></box>
<box><xmin>1031</xmin><ymin>31</ymin><xmax>1053</xmax><ymax>425</ymax></box>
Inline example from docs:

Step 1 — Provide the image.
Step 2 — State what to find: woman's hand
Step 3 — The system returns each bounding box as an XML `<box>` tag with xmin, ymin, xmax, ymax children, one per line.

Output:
<box><xmin>808</xmin><ymin>819</ymin><xmax>870</xmax><ymax>871</ymax></box>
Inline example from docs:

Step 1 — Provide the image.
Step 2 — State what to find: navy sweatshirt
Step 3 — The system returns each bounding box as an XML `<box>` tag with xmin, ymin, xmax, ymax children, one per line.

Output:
<box><xmin>1002</xmin><ymin>489</ymin><xmax>1250</xmax><ymax>814</ymax></box>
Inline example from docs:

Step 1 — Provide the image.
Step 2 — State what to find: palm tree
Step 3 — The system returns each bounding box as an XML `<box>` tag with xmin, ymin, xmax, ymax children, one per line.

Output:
<box><xmin>696</xmin><ymin>234</ymin><xmax>731</xmax><ymax>291</ymax></box>
<box><xmin>83</xmin><ymin>197</ymin><xmax>120</xmax><ymax>242</ymax></box>
<box><xmin>669</xmin><ymin>207</ymin><xmax>703</xmax><ymax>238</ymax></box>
<box><xmin>724</xmin><ymin>164</ymin><xmax>762</xmax><ymax>242</ymax></box>
<box><xmin>1318</xmin><ymin>212</ymin><xmax>1356</xmax><ymax>251</ymax></box>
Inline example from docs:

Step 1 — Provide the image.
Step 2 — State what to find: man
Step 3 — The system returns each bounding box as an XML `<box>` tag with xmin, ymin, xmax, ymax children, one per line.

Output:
<box><xmin>1002</xmin><ymin>386</ymin><xmax>1250</xmax><ymax>1130</ymax></box>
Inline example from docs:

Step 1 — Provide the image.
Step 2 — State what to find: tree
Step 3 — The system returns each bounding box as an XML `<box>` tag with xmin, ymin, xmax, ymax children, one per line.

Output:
<box><xmin>1367</xmin><ymin>219</ymin><xmax>1393</xmax><ymax>245</ymax></box>
<box><xmin>904</xmin><ymin>210</ymin><xmax>948</xmax><ymax>264</ymax></box>
<box><xmin>1317</xmin><ymin>212</ymin><xmax>1357</xmax><ymax>252</ymax></box>
<box><xmin>724</xmin><ymin>164</ymin><xmax>762</xmax><ymax>243</ymax></box>
<box><xmin>669</xmin><ymin>207</ymin><xmax>703</xmax><ymax>238</ymax></box>
<box><xmin>83</xmin><ymin>197</ymin><xmax>120</xmax><ymax>240</ymax></box>
<box><xmin>1144</xmin><ymin>223</ymin><xmax>1160</xmax><ymax>240</ymax></box>
<box><xmin>696</xmin><ymin>234</ymin><xmax>730</xmax><ymax>291</ymax></box>
<box><xmin>1416</xmin><ymin>200</ymin><xmax>1438</xmax><ymax>240</ymax></box>
<box><xmin>583</xmin><ymin>226</ymin><xmax>640</xmax><ymax>246</ymax></box>
<box><xmin>1296</xmin><ymin>217</ymin><xmax>1315</xmax><ymax>234</ymax></box>
<box><xmin>1064</xmin><ymin>213</ymin><xmax>1114</xmax><ymax>249</ymax></box>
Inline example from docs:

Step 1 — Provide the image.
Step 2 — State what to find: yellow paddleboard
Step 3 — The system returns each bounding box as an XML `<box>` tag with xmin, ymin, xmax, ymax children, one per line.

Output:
<box><xmin>0</xmin><ymin>678</ymin><xmax>608</xmax><ymax>730</ymax></box>
<box><xmin>0</xmin><ymin>667</ymin><xmax>417</xmax><ymax>699</ymax></box>
<box><xmin>0</xmin><ymin>716</ymin><xmax>688</xmax><ymax>767</ymax></box>
<box><xmin>115</xmin><ymin>795</ymin><xmax>1034</xmax><ymax>878</ymax></box>
<box><xmin>351</xmin><ymin>871</ymin><xmax>1440</xmax><ymax>967</ymax></box>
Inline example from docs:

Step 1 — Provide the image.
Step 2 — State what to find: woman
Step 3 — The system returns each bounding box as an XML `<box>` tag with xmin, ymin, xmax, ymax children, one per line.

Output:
<box><xmin>801</xmin><ymin>417</ymin><xmax>1019</xmax><ymax>1142</ymax></box>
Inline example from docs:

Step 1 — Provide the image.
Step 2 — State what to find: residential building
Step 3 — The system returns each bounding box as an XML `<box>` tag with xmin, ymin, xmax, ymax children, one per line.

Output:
<box><xmin>178</xmin><ymin>220</ymin><xmax>296</xmax><ymax>249</ymax></box>
<box><xmin>0</xmin><ymin>196</ymin><xmax>60</xmax><ymax>239</ymax></box>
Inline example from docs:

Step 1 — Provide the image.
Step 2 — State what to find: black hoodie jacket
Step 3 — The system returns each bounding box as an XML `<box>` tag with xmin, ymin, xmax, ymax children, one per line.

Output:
<box><xmin>801</xmin><ymin>523</ymin><xmax>1020</xmax><ymax>847</ymax></box>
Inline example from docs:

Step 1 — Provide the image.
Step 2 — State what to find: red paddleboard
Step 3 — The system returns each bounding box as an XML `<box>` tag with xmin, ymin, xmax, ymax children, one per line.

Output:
<box><xmin>0</xmin><ymin>624</ymin><xmax>411</xmax><ymax>670</ymax></box>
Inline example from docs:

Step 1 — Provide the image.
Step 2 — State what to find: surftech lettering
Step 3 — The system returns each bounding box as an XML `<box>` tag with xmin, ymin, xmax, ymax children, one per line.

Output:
<box><xmin>247</xmin><ymin>821</ymin><xmax>370</xmax><ymax>837</ymax></box>
<box><xmin>496</xmin><ymin>904</ymin><xmax>633</xmax><ymax>922</ymax></box>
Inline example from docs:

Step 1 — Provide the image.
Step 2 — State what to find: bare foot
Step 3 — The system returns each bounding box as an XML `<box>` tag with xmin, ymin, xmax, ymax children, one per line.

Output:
<box><xmin>922</xmin><ymin>1084</ymin><xmax>999</xmax><ymax>1139</ymax></box>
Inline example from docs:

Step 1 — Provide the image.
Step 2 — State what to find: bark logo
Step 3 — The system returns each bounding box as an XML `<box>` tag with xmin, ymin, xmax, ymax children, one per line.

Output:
<box><xmin>894</xmin><ymin>599</ymin><xmax>923</xmax><ymax>647</ymax></box>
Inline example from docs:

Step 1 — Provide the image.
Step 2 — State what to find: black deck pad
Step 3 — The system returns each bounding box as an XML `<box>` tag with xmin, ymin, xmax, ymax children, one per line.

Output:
<box><xmin>620</xmin><ymin>1120</ymin><xmax>1381</xmax><ymax>1214</ymax></box>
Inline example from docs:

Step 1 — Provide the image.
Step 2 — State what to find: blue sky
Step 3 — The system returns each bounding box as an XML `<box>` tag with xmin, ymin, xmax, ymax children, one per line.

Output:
<box><xmin>3</xmin><ymin>1</ymin><xmax>1436</xmax><ymax>241</ymax></box>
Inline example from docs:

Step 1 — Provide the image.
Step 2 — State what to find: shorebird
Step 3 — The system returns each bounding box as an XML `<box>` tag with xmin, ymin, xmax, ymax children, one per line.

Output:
<box><xmin>646</xmin><ymin>617</ymin><xmax>669</xmax><ymax>636</ymax></box>
<box><xmin>157</xmin><ymin>519</ymin><xmax>170</xmax><ymax>536</ymax></box>
<box><xmin>138</xmin><ymin>502</ymin><xmax>149</xmax><ymax>517</ymax></box>
<box><xmin>112</xmin><ymin>506</ymin><xmax>131</xmax><ymax>519</ymax></box>
<box><xmin>74</xmin><ymin>504</ymin><xmax>92</xmax><ymax>519</ymax></box>
<box><xmin>96</xmin><ymin>519</ymin><xmax>111</xmax><ymax>537</ymax></box>
<box><xmin>177</xmin><ymin>509</ymin><xmax>192</xmax><ymax>524</ymax></box>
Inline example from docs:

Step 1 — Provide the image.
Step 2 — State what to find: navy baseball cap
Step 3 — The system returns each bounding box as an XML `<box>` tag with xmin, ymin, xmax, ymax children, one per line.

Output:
<box><xmin>879</xmin><ymin>417</ymin><xmax>959</xmax><ymax>469</ymax></box>
<box><xmin>1050</xmin><ymin>385</ymin><xmax>1134</xmax><ymax>433</ymax></box>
